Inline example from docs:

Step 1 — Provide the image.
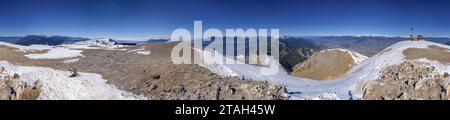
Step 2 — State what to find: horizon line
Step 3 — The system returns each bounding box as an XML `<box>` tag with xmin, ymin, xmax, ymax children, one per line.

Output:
<box><xmin>2</xmin><ymin>34</ymin><xmax>450</xmax><ymax>40</ymax></box>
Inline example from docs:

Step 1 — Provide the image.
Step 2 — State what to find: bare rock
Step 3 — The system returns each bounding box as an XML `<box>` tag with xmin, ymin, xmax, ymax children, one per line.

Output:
<box><xmin>13</xmin><ymin>73</ymin><xmax>20</xmax><ymax>79</ymax></box>
<box><xmin>0</xmin><ymin>82</ymin><xmax>12</xmax><ymax>100</ymax></box>
<box><xmin>152</xmin><ymin>74</ymin><xmax>160</xmax><ymax>79</ymax></box>
<box><xmin>0</xmin><ymin>66</ymin><xmax>4</xmax><ymax>74</ymax></box>
<box><xmin>177</xmin><ymin>84</ymin><xmax>186</xmax><ymax>95</ymax></box>
<box><xmin>69</xmin><ymin>68</ymin><xmax>79</xmax><ymax>77</ymax></box>
<box><xmin>150</xmin><ymin>84</ymin><xmax>158</xmax><ymax>91</ymax></box>
<box><xmin>14</xmin><ymin>80</ymin><xmax>42</xmax><ymax>100</ymax></box>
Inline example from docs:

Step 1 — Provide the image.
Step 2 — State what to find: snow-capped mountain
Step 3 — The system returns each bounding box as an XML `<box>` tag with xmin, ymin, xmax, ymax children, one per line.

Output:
<box><xmin>70</xmin><ymin>38</ymin><xmax>119</xmax><ymax>48</ymax></box>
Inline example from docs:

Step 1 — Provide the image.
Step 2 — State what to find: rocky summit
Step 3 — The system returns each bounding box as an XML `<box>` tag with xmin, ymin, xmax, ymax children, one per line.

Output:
<box><xmin>0</xmin><ymin>67</ymin><xmax>42</xmax><ymax>100</ymax></box>
<box><xmin>357</xmin><ymin>60</ymin><xmax>450</xmax><ymax>100</ymax></box>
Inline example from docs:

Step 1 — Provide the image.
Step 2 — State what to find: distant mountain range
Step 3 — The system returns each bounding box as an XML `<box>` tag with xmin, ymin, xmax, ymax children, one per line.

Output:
<box><xmin>0</xmin><ymin>35</ymin><xmax>89</xmax><ymax>46</ymax></box>
<box><xmin>286</xmin><ymin>36</ymin><xmax>450</xmax><ymax>56</ymax></box>
<box><xmin>0</xmin><ymin>35</ymin><xmax>173</xmax><ymax>46</ymax></box>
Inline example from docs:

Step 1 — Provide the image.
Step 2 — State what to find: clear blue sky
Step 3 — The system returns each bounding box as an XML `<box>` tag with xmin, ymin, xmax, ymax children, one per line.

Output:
<box><xmin>1</xmin><ymin>0</ymin><xmax>450</xmax><ymax>39</ymax></box>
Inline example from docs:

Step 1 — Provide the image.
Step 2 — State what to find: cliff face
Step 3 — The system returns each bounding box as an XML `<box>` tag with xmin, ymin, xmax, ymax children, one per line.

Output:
<box><xmin>291</xmin><ymin>49</ymin><xmax>367</xmax><ymax>80</ymax></box>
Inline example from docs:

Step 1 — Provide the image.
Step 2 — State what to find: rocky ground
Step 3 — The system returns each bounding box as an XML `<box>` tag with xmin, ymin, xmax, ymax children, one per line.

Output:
<box><xmin>356</xmin><ymin>60</ymin><xmax>450</xmax><ymax>100</ymax></box>
<box><xmin>279</xmin><ymin>40</ymin><xmax>317</xmax><ymax>72</ymax></box>
<box><xmin>0</xmin><ymin>42</ymin><xmax>287</xmax><ymax>100</ymax></box>
<box><xmin>0</xmin><ymin>66</ymin><xmax>42</xmax><ymax>100</ymax></box>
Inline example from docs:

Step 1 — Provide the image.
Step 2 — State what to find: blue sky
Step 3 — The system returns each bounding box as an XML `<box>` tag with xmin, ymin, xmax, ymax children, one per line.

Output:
<box><xmin>1</xmin><ymin>0</ymin><xmax>450</xmax><ymax>39</ymax></box>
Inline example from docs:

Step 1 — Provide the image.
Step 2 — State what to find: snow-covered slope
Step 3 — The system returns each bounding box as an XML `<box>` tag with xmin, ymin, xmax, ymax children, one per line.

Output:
<box><xmin>24</xmin><ymin>47</ymin><xmax>84</xmax><ymax>59</ymax></box>
<box><xmin>344</xmin><ymin>40</ymin><xmax>450</xmax><ymax>97</ymax></box>
<box><xmin>69</xmin><ymin>38</ymin><xmax>122</xmax><ymax>48</ymax></box>
<box><xmin>0</xmin><ymin>60</ymin><xmax>146</xmax><ymax>100</ymax></box>
<box><xmin>194</xmin><ymin>47</ymin><xmax>348</xmax><ymax>99</ymax></box>
<box><xmin>348</xmin><ymin>40</ymin><xmax>450</xmax><ymax>82</ymax></box>
<box><xmin>127</xmin><ymin>46</ymin><xmax>151</xmax><ymax>55</ymax></box>
<box><xmin>196</xmin><ymin>40</ymin><xmax>450</xmax><ymax>100</ymax></box>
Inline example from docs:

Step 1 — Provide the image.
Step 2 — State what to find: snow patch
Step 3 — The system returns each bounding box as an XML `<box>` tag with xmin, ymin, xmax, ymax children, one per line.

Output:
<box><xmin>25</xmin><ymin>47</ymin><xmax>83</xmax><ymax>59</ymax></box>
<box><xmin>0</xmin><ymin>42</ymin><xmax>84</xmax><ymax>59</ymax></box>
<box><xmin>63</xmin><ymin>58</ymin><xmax>80</xmax><ymax>63</ymax></box>
<box><xmin>321</xmin><ymin>48</ymin><xmax>368</xmax><ymax>64</ymax></box>
<box><xmin>193</xmin><ymin>48</ymin><xmax>241</xmax><ymax>77</ymax></box>
<box><xmin>127</xmin><ymin>48</ymin><xmax>144</xmax><ymax>53</ymax></box>
<box><xmin>349</xmin><ymin>51</ymin><xmax>368</xmax><ymax>64</ymax></box>
<box><xmin>195</xmin><ymin>40</ymin><xmax>450</xmax><ymax>100</ymax></box>
<box><xmin>306</xmin><ymin>93</ymin><xmax>340</xmax><ymax>100</ymax></box>
<box><xmin>128</xmin><ymin>48</ymin><xmax>151</xmax><ymax>55</ymax></box>
<box><xmin>416</xmin><ymin>58</ymin><xmax>450</xmax><ymax>78</ymax></box>
<box><xmin>0</xmin><ymin>60</ymin><xmax>147</xmax><ymax>100</ymax></box>
<box><xmin>349</xmin><ymin>40</ymin><xmax>446</xmax><ymax>82</ymax></box>
<box><xmin>136</xmin><ymin>51</ymin><xmax>151</xmax><ymax>55</ymax></box>
<box><xmin>0</xmin><ymin>40</ymin><xmax>129</xmax><ymax>60</ymax></box>
<box><xmin>71</xmin><ymin>38</ymin><xmax>123</xmax><ymax>48</ymax></box>
<box><xmin>199</xmin><ymin>64</ymin><xmax>240</xmax><ymax>77</ymax></box>
<box><xmin>61</xmin><ymin>38</ymin><xmax>128</xmax><ymax>51</ymax></box>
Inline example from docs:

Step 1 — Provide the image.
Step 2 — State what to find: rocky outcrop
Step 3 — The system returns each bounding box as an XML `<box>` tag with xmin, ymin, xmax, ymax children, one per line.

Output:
<box><xmin>357</xmin><ymin>61</ymin><xmax>450</xmax><ymax>100</ymax></box>
<box><xmin>0</xmin><ymin>66</ymin><xmax>42</xmax><ymax>100</ymax></box>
